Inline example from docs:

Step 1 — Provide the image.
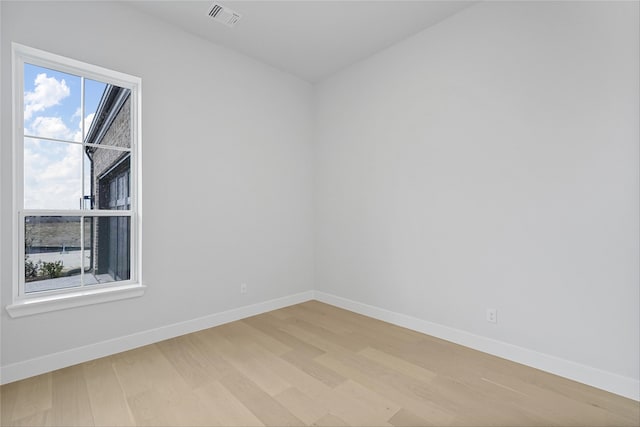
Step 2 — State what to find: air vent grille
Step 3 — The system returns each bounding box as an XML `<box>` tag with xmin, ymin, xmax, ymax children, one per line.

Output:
<box><xmin>208</xmin><ymin>3</ymin><xmax>241</xmax><ymax>28</ymax></box>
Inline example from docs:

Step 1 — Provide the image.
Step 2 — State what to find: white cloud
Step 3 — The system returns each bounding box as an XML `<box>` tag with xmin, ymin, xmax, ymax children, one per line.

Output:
<box><xmin>29</xmin><ymin>116</ymin><xmax>74</xmax><ymax>140</ymax></box>
<box><xmin>22</xmin><ymin>71</ymin><xmax>95</xmax><ymax>208</ymax></box>
<box><xmin>27</xmin><ymin>111</ymin><xmax>94</xmax><ymax>143</ymax></box>
<box><xmin>24</xmin><ymin>73</ymin><xmax>70</xmax><ymax>121</ymax></box>
<box><xmin>23</xmin><ymin>108</ymin><xmax>97</xmax><ymax>209</ymax></box>
<box><xmin>24</xmin><ymin>140</ymin><xmax>83</xmax><ymax>210</ymax></box>
<box><xmin>40</xmin><ymin>143</ymin><xmax>82</xmax><ymax>181</ymax></box>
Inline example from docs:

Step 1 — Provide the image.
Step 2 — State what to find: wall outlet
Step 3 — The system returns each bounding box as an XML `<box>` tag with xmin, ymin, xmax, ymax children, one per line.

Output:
<box><xmin>240</xmin><ymin>283</ymin><xmax>247</xmax><ymax>294</ymax></box>
<box><xmin>486</xmin><ymin>308</ymin><xmax>497</xmax><ymax>323</ymax></box>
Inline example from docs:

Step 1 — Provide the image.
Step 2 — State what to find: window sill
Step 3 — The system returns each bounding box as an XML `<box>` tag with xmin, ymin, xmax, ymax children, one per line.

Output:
<box><xmin>5</xmin><ymin>284</ymin><xmax>146</xmax><ymax>318</ymax></box>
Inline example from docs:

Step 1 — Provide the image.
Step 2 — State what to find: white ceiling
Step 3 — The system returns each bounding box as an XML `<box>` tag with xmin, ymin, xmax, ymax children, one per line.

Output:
<box><xmin>127</xmin><ymin>1</ymin><xmax>475</xmax><ymax>82</ymax></box>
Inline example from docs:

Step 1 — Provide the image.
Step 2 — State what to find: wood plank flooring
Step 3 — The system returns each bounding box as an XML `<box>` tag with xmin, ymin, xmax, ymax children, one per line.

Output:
<box><xmin>1</xmin><ymin>301</ymin><xmax>638</xmax><ymax>426</ymax></box>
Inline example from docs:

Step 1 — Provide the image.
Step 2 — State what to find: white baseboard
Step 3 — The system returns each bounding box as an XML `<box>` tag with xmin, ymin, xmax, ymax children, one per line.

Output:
<box><xmin>313</xmin><ymin>291</ymin><xmax>640</xmax><ymax>402</ymax></box>
<box><xmin>3</xmin><ymin>289</ymin><xmax>638</xmax><ymax>402</ymax></box>
<box><xmin>0</xmin><ymin>290</ymin><xmax>314</xmax><ymax>385</ymax></box>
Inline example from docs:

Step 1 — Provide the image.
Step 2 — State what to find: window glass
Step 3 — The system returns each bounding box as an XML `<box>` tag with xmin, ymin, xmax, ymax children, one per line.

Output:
<box><xmin>24</xmin><ymin>138</ymin><xmax>83</xmax><ymax>210</ymax></box>
<box><xmin>83</xmin><ymin>78</ymin><xmax>107</xmax><ymax>140</ymax></box>
<box><xmin>16</xmin><ymin>48</ymin><xmax>139</xmax><ymax>300</ymax></box>
<box><xmin>23</xmin><ymin>63</ymin><xmax>81</xmax><ymax>142</ymax></box>
<box><xmin>87</xmin><ymin>216</ymin><xmax>131</xmax><ymax>285</ymax></box>
<box><xmin>24</xmin><ymin>216</ymin><xmax>83</xmax><ymax>293</ymax></box>
<box><xmin>85</xmin><ymin>83</ymin><xmax>131</xmax><ymax>149</ymax></box>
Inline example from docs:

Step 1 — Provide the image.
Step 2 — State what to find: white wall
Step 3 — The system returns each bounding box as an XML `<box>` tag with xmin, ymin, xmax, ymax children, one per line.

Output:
<box><xmin>315</xmin><ymin>0</ymin><xmax>639</xmax><ymax>390</ymax></box>
<box><xmin>1</xmin><ymin>1</ymin><xmax>314</xmax><ymax>368</ymax></box>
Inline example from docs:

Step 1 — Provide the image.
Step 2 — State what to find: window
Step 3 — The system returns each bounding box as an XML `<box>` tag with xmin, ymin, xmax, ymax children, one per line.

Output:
<box><xmin>6</xmin><ymin>44</ymin><xmax>144</xmax><ymax>317</ymax></box>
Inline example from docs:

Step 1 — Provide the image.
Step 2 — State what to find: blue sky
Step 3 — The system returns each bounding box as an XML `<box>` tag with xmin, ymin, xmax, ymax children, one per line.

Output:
<box><xmin>24</xmin><ymin>63</ymin><xmax>106</xmax><ymax>139</ymax></box>
<box><xmin>23</xmin><ymin>63</ymin><xmax>107</xmax><ymax>209</ymax></box>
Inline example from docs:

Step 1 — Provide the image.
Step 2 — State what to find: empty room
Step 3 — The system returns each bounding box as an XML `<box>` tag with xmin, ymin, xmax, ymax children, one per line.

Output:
<box><xmin>0</xmin><ymin>0</ymin><xmax>638</xmax><ymax>426</ymax></box>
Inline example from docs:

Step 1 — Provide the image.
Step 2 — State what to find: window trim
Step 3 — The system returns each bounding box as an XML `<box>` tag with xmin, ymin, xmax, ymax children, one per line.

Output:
<box><xmin>7</xmin><ymin>43</ymin><xmax>144</xmax><ymax>318</ymax></box>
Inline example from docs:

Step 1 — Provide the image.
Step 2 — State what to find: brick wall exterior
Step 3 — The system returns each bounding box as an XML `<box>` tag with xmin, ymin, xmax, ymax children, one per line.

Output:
<box><xmin>89</xmin><ymin>95</ymin><xmax>131</xmax><ymax>277</ymax></box>
<box><xmin>92</xmin><ymin>97</ymin><xmax>131</xmax><ymax>181</ymax></box>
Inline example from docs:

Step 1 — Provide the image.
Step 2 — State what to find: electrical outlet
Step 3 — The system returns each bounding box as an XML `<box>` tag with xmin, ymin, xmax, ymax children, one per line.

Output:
<box><xmin>240</xmin><ymin>283</ymin><xmax>247</xmax><ymax>294</ymax></box>
<box><xmin>486</xmin><ymin>308</ymin><xmax>497</xmax><ymax>323</ymax></box>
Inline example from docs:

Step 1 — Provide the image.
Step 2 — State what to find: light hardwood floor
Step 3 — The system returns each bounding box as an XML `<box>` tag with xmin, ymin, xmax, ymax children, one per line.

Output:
<box><xmin>1</xmin><ymin>301</ymin><xmax>638</xmax><ymax>426</ymax></box>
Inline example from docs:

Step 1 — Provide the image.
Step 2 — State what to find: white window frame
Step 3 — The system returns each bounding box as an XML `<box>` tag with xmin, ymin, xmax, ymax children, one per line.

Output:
<box><xmin>6</xmin><ymin>43</ymin><xmax>145</xmax><ymax>318</ymax></box>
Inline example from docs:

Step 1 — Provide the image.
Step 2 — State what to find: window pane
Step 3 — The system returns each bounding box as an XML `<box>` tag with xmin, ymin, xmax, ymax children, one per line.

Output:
<box><xmin>24</xmin><ymin>216</ymin><xmax>82</xmax><ymax>293</ymax></box>
<box><xmin>85</xmin><ymin>148</ymin><xmax>130</xmax><ymax>210</ymax></box>
<box><xmin>23</xmin><ymin>63</ymin><xmax>81</xmax><ymax>142</ymax></box>
<box><xmin>85</xmin><ymin>216</ymin><xmax>131</xmax><ymax>285</ymax></box>
<box><xmin>84</xmin><ymin>82</ymin><xmax>131</xmax><ymax>148</ymax></box>
<box><xmin>24</xmin><ymin>137</ymin><xmax>82</xmax><ymax>210</ymax></box>
<box><xmin>83</xmin><ymin>79</ymin><xmax>107</xmax><ymax>140</ymax></box>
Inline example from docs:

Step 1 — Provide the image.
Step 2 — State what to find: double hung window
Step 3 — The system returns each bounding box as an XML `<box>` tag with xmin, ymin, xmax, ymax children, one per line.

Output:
<box><xmin>7</xmin><ymin>44</ymin><xmax>144</xmax><ymax>317</ymax></box>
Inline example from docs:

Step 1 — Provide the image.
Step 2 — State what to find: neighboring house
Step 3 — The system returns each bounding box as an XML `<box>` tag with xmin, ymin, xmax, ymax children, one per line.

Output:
<box><xmin>84</xmin><ymin>85</ymin><xmax>131</xmax><ymax>283</ymax></box>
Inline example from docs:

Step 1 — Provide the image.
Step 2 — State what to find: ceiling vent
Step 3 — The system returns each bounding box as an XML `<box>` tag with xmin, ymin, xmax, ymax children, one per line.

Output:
<box><xmin>208</xmin><ymin>2</ymin><xmax>241</xmax><ymax>28</ymax></box>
